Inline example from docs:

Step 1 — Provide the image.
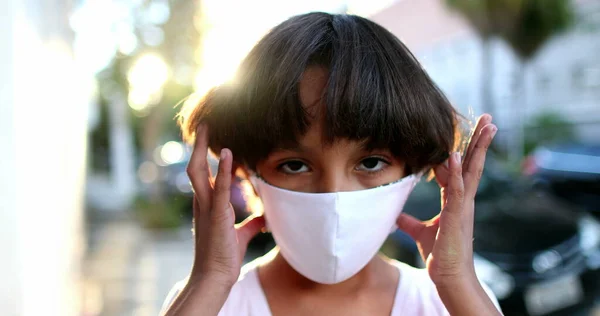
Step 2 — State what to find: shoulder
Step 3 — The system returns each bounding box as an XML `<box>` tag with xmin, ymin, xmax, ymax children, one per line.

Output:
<box><xmin>159</xmin><ymin>278</ymin><xmax>187</xmax><ymax>314</ymax></box>
<box><xmin>219</xmin><ymin>259</ymin><xmax>268</xmax><ymax>315</ymax></box>
<box><xmin>389</xmin><ymin>260</ymin><xmax>501</xmax><ymax>316</ymax></box>
<box><xmin>390</xmin><ymin>260</ymin><xmax>450</xmax><ymax>316</ymax></box>
<box><xmin>159</xmin><ymin>259</ymin><xmax>266</xmax><ymax>316</ymax></box>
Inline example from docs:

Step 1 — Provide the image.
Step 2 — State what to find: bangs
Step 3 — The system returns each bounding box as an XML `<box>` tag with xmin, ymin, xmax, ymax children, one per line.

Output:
<box><xmin>181</xmin><ymin>13</ymin><xmax>458</xmax><ymax>172</ymax></box>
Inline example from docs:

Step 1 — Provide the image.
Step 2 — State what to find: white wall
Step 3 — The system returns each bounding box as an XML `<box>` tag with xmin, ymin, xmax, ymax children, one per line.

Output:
<box><xmin>0</xmin><ymin>1</ymin><xmax>22</xmax><ymax>315</ymax></box>
<box><xmin>425</xmin><ymin>26</ymin><xmax>600</xmax><ymax>144</ymax></box>
<box><xmin>372</xmin><ymin>0</ymin><xmax>600</xmax><ymax>144</ymax></box>
<box><xmin>1</xmin><ymin>0</ymin><xmax>89</xmax><ymax>315</ymax></box>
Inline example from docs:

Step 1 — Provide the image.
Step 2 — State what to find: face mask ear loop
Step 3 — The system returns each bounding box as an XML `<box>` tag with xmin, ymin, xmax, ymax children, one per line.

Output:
<box><xmin>248</xmin><ymin>172</ymin><xmax>262</xmax><ymax>196</ymax></box>
<box><xmin>249</xmin><ymin>173</ymin><xmax>274</xmax><ymax>232</ymax></box>
<box><xmin>413</xmin><ymin>172</ymin><xmax>424</xmax><ymax>188</ymax></box>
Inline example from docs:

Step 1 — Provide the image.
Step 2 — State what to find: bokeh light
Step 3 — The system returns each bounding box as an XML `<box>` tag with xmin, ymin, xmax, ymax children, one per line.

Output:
<box><xmin>160</xmin><ymin>141</ymin><xmax>185</xmax><ymax>165</ymax></box>
<box><xmin>138</xmin><ymin>161</ymin><xmax>158</xmax><ymax>184</ymax></box>
<box><xmin>127</xmin><ymin>53</ymin><xmax>169</xmax><ymax>111</ymax></box>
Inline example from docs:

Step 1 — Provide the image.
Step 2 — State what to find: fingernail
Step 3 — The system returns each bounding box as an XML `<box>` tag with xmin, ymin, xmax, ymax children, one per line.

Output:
<box><xmin>491</xmin><ymin>126</ymin><xmax>498</xmax><ymax>138</ymax></box>
<box><xmin>454</xmin><ymin>152</ymin><xmax>461</xmax><ymax>164</ymax></box>
<box><xmin>220</xmin><ymin>148</ymin><xmax>228</xmax><ymax>160</ymax></box>
<box><xmin>443</xmin><ymin>159</ymin><xmax>449</xmax><ymax>168</ymax></box>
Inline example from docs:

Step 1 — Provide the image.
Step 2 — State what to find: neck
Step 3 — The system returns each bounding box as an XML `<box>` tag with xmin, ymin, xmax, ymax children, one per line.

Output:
<box><xmin>258</xmin><ymin>248</ymin><xmax>397</xmax><ymax>295</ymax></box>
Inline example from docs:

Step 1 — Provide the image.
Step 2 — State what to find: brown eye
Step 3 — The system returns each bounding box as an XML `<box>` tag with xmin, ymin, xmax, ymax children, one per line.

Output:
<box><xmin>356</xmin><ymin>157</ymin><xmax>388</xmax><ymax>172</ymax></box>
<box><xmin>279</xmin><ymin>160</ymin><xmax>309</xmax><ymax>174</ymax></box>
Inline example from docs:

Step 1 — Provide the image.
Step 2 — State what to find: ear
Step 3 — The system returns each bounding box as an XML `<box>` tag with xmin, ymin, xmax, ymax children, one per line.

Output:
<box><xmin>234</xmin><ymin>165</ymin><xmax>264</xmax><ymax>216</ymax></box>
<box><xmin>234</xmin><ymin>165</ymin><xmax>260</xmax><ymax>197</ymax></box>
<box><xmin>231</xmin><ymin>162</ymin><xmax>241</xmax><ymax>180</ymax></box>
<box><xmin>233</xmin><ymin>163</ymin><xmax>248</xmax><ymax>178</ymax></box>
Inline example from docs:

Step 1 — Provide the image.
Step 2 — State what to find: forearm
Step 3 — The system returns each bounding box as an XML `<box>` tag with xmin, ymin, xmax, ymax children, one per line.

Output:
<box><xmin>436</xmin><ymin>279</ymin><xmax>502</xmax><ymax>316</ymax></box>
<box><xmin>164</xmin><ymin>277</ymin><xmax>232</xmax><ymax>316</ymax></box>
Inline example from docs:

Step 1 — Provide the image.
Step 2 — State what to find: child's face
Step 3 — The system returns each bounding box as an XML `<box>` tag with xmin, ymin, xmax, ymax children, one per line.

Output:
<box><xmin>255</xmin><ymin>66</ymin><xmax>406</xmax><ymax>193</ymax></box>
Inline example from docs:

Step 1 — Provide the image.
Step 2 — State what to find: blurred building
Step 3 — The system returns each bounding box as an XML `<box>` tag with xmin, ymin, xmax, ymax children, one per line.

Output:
<box><xmin>371</xmin><ymin>0</ymin><xmax>600</xmax><ymax>145</ymax></box>
<box><xmin>1</xmin><ymin>0</ymin><xmax>91</xmax><ymax>315</ymax></box>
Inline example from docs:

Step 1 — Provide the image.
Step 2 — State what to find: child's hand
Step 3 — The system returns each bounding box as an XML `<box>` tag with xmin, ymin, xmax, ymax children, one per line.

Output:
<box><xmin>186</xmin><ymin>124</ymin><xmax>265</xmax><ymax>287</ymax></box>
<box><xmin>396</xmin><ymin>114</ymin><xmax>497</xmax><ymax>288</ymax></box>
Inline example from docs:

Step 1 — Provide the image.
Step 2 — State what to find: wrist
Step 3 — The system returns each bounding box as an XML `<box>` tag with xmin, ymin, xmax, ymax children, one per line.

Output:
<box><xmin>190</xmin><ymin>262</ymin><xmax>239</xmax><ymax>289</ymax></box>
<box><xmin>435</xmin><ymin>274</ymin><xmax>501</xmax><ymax>316</ymax></box>
<box><xmin>189</xmin><ymin>272</ymin><xmax>237</xmax><ymax>291</ymax></box>
<box><xmin>164</xmin><ymin>275</ymin><xmax>233</xmax><ymax>316</ymax></box>
<box><xmin>434</xmin><ymin>270</ymin><xmax>478</xmax><ymax>293</ymax></box>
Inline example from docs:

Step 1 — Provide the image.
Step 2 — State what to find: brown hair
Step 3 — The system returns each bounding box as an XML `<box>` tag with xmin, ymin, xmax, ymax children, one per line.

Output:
<box><xmin>180</xmin><ymin>12</ymin><xmax>461</xmax><ymax>174</ymax></box>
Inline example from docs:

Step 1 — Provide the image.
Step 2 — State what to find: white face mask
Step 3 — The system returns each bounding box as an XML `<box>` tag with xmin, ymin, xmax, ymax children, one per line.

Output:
<box><xmin>251</xmin><ymin>174</ymin><xmax>420</xmax><ymax>284</ymax></box>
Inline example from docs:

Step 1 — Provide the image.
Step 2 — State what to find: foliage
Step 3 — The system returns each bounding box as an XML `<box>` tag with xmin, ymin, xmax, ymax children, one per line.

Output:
<box><xmin>89</xmin><ymin>0</ymin><xmax>200</xmax><ymax>207</ymax></box>
<box><xmin>449</xmin><ymin>0</ymin><xmax>575</xmax><ymax>161</ymax></box>
<box><xmin>446</xmin><ymin>0</ymin><xmax>523</xmax><ymax>38</ymax></box>
<box><xmin>133</xmin><ymin>193</ymin><xmax>192</xmax><ymax>230</ymax></box>
<box><xmin>445</xmin><ymin>0</ymin><xmax>525</xmax><ymax>116</ymax></box>
<box><xmin>524</xmin><ymin>111</ymin><xmax>576</xmax><ymax>154</ymax></box>
<box><xmin>89</xmin><ymin>97</ymin><xmax>111</xmax><ymax>172</ymax></box>
<box><xmin>502</xmin><ymin>0</ymin><xmax>573</xmax><ymax>60</ymax></box>
<box><xmin>447</xmin><ymin>0</ymin><xmax>573</xmax><ymax>52</ymax></box>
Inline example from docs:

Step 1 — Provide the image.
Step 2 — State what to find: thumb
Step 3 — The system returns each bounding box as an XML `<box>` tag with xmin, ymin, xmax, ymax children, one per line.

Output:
<box><xmin>396</xmin><ymin>213</ymin><xmax>426</xmax><ymax>241</ymax></box>
<box><xmin>235</xmin><ymin>215</ymin><xmax>265</xmax><ymax>249</ymax></box>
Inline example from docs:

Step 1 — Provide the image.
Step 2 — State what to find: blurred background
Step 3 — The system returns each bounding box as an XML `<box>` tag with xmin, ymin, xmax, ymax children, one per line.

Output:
<box><xmin>1</xmin><ymin>0</ymin><xmax>600</xmax><ymax>315</ymax></box>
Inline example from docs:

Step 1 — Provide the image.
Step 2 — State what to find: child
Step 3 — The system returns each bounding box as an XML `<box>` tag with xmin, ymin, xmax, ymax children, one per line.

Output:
<box><xmin>162</xmin><ymin>12</ymin><xmax>501</xmax><ymax>316</ymax></box>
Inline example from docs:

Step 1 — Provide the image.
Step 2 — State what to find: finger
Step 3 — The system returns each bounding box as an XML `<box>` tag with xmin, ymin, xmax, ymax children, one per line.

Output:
<box><xmin>444</xmin><ymin>152</ymin><xmax>465</xmax><ymax>215</ymax></box>
<box><xmin>435</xmin><ymin>114</ymin><xmax>491</xmax><ymax>189</ymax></box>
<box><xmin>434</xmin><ymin>162</ymin><xmax>452</xmax><ymax>209</ymax></box>
<box><xmin>212</xmin><ymin>148</ymin><xmax>233</xmax><ymax>219</ymax></box>
<box><xmin>396</xmin><ymin>213</ymin><xmax>427</xmax><ymax>241</ymax></box>
<box><xmin>440</xmin><ymin>187</ymin><xmax>449</xmax><ymax>210</ymax></box>
<box><xmin>433</xmin><ymin>160</ymin><xmax>450</xmax><ymax>188</ymax></box>
<box><xmin>463</xmin><ymin>114</ymin><xmax>492</xmax><ymax>170</ymax></box>
<box><xmin>187</xmin><ymin>124</ymin><xmax>213</xmax><ymax>210</ymax></box>
<box><xmin>235</xmin><ymin>215</ymin><xmax>266</xmax><ymax>249</ymax></box>
<box><xmin>191</xmin><ymin>197</ymin><xmax>201</xmax><ymax>234</ymax></box>
<box><xmin>464</xmin><ymin>124</ymin><xmax>497</xmax><ymax>198</ymax></box>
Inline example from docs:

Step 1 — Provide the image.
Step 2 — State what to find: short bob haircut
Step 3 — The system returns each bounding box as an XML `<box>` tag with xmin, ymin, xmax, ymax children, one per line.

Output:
<box><xmin>181</xmin><ymin>12</ymin><xmax>460</xmax><ymax>174</ymax></box>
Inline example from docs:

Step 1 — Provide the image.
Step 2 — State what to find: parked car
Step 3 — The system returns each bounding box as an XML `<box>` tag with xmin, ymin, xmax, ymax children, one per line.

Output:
<box><xmin>390</xmin><ymin>155</ymin><xmax>600</xmax><ymax>315</ymax></box>
<box><xmin>473</xmin><ymin>190</ymin><xmax>600</xmax><ymax>316</ymax></box>
<box><xmin>524</xmin><ymin>142</ymin><xmax>600</xmax><ymax>220</ymax></box>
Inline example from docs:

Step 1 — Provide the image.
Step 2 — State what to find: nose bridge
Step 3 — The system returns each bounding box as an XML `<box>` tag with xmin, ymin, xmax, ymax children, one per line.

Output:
<box><xmin>313</xmin><ymin>143</ymin><xmax>356</xmax><ymax>193</ymax></box>
<box><xmin>317</xmin><ymin>164</ymin><xmax>349</xmax><ymax>193</ymax></box>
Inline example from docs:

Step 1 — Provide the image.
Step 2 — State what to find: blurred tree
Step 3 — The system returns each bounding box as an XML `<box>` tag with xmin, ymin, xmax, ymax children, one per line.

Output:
<box><xmin>445</xmin><ymin>0</ymin><xmax>522</xmax><ymax>116</ymax></box>
<box><xmin>524</xmin><ymin>111</ymin><xmax>576</xmax><ymax>154</ymax></box>
<box><xmin>503</xmin><ymin>0</ymin><xmax>573</xmax><ymax>61</ymax></box>
<box><xmin>89</xmin><ymin>96</ymin><xmax>111</xmax><ymax>173</ymax></box>
<box><xmin>138</xmin><ymin>0</ymin><xmax>199</xmax><ymax>170</ymax></box>
<box><xmin>94</xmin><ymin>0</ymin><xmax>201</xmax><ymax>206</ymax></box>
<box><xmin>500</xmin><ymin>0</ymin><xmax>573</xmax><ymax>162</ymax></box>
